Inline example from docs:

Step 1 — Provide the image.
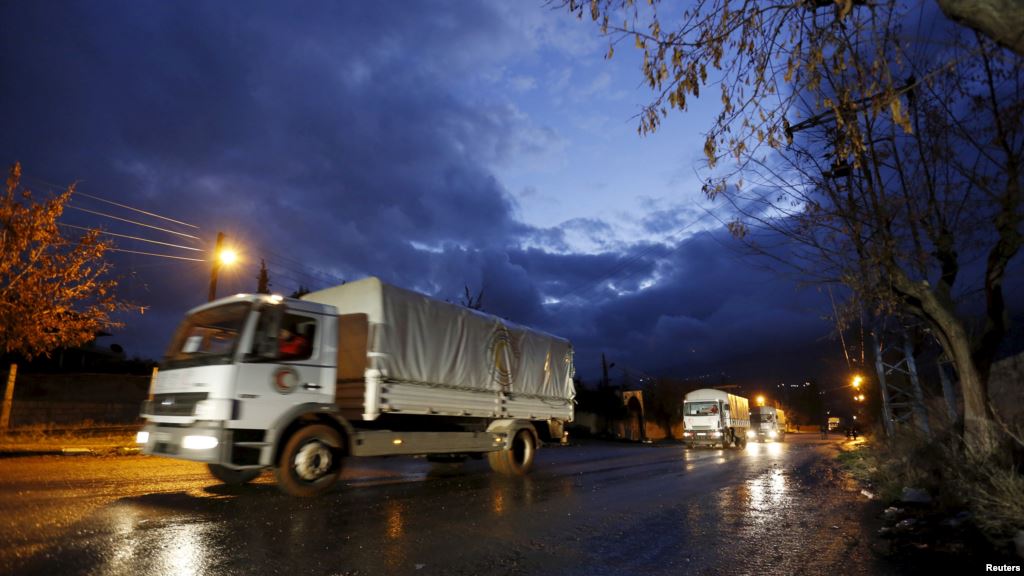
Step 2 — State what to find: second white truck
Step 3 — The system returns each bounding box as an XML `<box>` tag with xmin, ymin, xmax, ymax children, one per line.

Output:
<box><xmin>681</xmin><ymin>388</ymin><xmax>750</xmax><ymax>448</ymax></box>
<box><xmin>136</xmin><ymin>277</ymin><xmax>575</xmax><ymax>496</ymax></box>
<box><xmin>748</xmin><ymin>405</ymin><xmax>787</xmax><ymax>442</ymax></box>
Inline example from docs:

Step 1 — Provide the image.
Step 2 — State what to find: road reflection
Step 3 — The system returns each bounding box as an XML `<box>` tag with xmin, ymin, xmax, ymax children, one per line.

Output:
<box><xmin>384</xmin><ymin>499</ymin><xmax>408</xmax><ymax>571</ymax></box>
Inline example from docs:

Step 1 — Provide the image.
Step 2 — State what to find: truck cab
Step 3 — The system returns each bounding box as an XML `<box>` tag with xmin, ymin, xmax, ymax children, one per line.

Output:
<box><xmin>138</xmin><ymin>294</ymin><xmax>339</xmax><ymax>481</ymax></box>
<box><xmin>748</xmin><ymin>406</ymin><xmax>786</xmax><ymax>442</ymax></box>
<box><xmin>681</xmin><ymin>388</ymin><xmax>750</xmax><ymax>449</ymax></box>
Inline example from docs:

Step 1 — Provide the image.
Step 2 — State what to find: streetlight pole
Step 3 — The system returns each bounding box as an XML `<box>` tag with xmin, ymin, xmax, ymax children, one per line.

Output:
<box><xmin>208</xmin><ymin>232</ymin><xmax>225</xmax><ymax>302</ymax></box>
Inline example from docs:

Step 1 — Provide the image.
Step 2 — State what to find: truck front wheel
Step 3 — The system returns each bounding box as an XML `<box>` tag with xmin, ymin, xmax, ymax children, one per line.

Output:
<box><xmin>488</xmin><ymin>429</ymin><xmax>536</xmax><ymax>476</ymax></box>
<box><xmin>275</xmin><ymin>424</ymin><xmax>344</xmax><ymax>497</ymax></box>
<box><xmin>208</xmin><ymin>463</ymin><xmax>261</xmax><ymax>485</ymax></box>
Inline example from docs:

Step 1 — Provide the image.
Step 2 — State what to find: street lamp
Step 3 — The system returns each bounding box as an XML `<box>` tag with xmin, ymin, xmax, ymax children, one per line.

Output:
<box><xmin>852</xmin><ymin>375</ymin><xmax>863</xmax><ymax>389</ymax></box>
<box><xmin>756</xmin><ymin>395</ymin><xmax>766</xmax><ymax>407</ymax></box>
<box><xmin>208</xmin><ymin>232</ymin><xmax>239</xmax><ymax>301</ymax></box>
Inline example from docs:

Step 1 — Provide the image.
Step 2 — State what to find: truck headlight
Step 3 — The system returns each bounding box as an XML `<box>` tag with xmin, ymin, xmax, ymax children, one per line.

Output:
<box><xmin>135</xmin><ymin>431</ymin><xmax>149</xmax><ymax>444</ymax></box>
<box><xmin>182</xmin><ymin>435</ymin><xmax>219</xmax><ymax>450</ymax></box>
<box><xmin>746</xmin><ymin>430</ymin><xmax>756</xmax><ymax>439</ymax></box>
<box><xmin>712</xmin><ymin>431</ymin><xmax>722</xmax><ymax>437</ymax></box>
<box><xmin>768</xmin><ymin>430</ymin><xmax>778</xmax><ymax>439</ymax></box>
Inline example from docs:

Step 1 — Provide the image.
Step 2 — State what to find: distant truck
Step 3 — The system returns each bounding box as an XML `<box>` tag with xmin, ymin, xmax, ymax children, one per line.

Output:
<box><xmin>749</xmin><ymin>405</ymin><xmax>787</xmax><ymax>442</ymax></box>
<box><xmin>681</xmin><ymin>388</ymin><xmax>750</xmax><ymax>448</ymax></box>
<box><xmin>136</xmin><ymin>277</ymin><xmax>575</xmax><ymax>496</ymax></box>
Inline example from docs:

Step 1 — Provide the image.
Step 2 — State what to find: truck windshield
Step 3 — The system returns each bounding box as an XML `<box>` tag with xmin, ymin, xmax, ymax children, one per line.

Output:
<box><xmin>162</xmin><ymin>302</ymin><xmax>252</xmax><ymax>369</ymax></box>
<box><xmin>684</xmin><ymin>402</ymin><xmax>719</xmax><ymax>416</ymax></box>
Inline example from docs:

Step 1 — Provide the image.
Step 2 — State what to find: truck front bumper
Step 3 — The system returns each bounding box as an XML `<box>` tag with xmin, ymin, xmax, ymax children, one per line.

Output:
<box><xmin>136</xmin><ymin>422</ymin><xmax>229</xmax><ymax>464</ymax></box>
<box><xmin>682</xmin><ymin>431</ymin><xmax>726</xmax><ymax>445</ymax></box>
<box><xmin>748</xmin><ymin>430</ymin><xmax>782</xmax><ymax>442</ymax></box>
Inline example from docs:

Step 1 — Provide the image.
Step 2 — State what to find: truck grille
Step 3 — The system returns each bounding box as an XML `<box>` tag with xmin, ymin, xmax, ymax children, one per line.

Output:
<box><xmin>145</xmin><ymin>392</ymin><xmax>209</xmax><ymax>416</ymax></box>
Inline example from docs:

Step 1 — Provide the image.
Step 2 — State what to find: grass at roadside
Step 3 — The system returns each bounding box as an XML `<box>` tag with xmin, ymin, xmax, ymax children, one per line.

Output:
<box><xmin>0</xmin><ymin>423</ymin><xmax>139</xmax><ymax>454</ymax></box>
<box><xmin>833</xmin><ymin>427</ymin><xmax>1024</xmax><ymax>558</ymax></box>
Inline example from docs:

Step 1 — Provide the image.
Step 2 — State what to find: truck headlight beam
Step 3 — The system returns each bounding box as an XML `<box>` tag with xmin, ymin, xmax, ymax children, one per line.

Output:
<box><xmin>182</xmin><ymin>435</ymin><xmax>219</xmax><ymax>450</ymax></box>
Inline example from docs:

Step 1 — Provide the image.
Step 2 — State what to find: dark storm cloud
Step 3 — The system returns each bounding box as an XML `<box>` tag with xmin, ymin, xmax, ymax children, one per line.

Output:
<box><xmin>1</xmin><ymin>1</ymin><xmax>537</xmax><ymax>344</ymax></box>
<box><xmin>0</xmin><ymin>1</ymin><xmax>842</xmax><ymax>388</ymax></box>
<box><xmin>522</xmin><ymin>229</ymin><xmax>838</xmax><ymax>385</ymax></box>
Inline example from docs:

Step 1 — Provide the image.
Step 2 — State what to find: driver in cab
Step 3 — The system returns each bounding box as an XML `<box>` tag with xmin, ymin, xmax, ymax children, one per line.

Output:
<box><xmin>278</xmin><ymin>327</ymin><xmax>311</xmax><ymax>359</ymax></box>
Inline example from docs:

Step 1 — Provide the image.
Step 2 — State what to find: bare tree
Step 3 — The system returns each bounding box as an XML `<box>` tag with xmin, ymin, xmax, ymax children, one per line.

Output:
<box><xmin>460</xmin><ymin>284</ymin><xmax>485</xmax><ymax>311</ymax></box>
<box><xmin>566</xmin><ymin>1</ymin><xmax>1023</xmax><ymax>449</ymax></box>
<box><xmin>0</xmin><ymin>163</ymin><xmax>132</xmax><ymax>359</ymax></box>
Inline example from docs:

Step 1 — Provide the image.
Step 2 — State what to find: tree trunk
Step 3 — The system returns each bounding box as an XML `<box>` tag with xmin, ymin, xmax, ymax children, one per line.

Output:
<box><xmin>893</xmin><ymin>272</ymin><xmax>996</xmax><ymax>452</ymax></box>
<box><xmin>934</xmin><ymin>0</ymin><xmax>1024</xmax><ymax>56</ymax></box>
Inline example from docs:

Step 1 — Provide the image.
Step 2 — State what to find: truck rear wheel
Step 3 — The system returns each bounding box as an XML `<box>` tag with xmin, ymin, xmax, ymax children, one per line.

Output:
<box><xmin>488</xmin><ymin>429</ymin><xmax>536</xmax><ymax>476</ymax></box>
<box><xmin>208</xmin><ymin>463</ymin><xmax>261</xmax><ymax>485</ymax></box>
<box><xmin>275</xmin><ymin>424</ymin><xmax>344</xmax><ymax>497</ymax></box>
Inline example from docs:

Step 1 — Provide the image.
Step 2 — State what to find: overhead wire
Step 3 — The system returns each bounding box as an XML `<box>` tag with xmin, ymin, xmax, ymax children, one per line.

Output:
<box><xmin>66</xmin><ymin>205</ymin><xmax>202</xmax><ymax>241</ymax></box>
<box><xmin>22</xmin><ymin>172</ymin><xmax>201</xmax><ymax>230</ymax></box>
<box><xmin>58</xmin><ymin>223</ymin><xmax>204</xmax><ymax>252</ymax></box>
<box><xmin>106</xmin><ymin>248</ymin><xmax>205</xmax><ymax>262</ymax></box>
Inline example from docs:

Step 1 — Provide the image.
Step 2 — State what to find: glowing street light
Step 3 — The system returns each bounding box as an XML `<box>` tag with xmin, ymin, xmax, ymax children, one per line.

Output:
<box><xmin>756</xmin><ymin>395</ymin><xmax>766</xmax><ymax>407</ymax></box>
<box><xmin>852</xmin><ymin>375</ymin><xmax>863</xmax><ymax>389</ymax></box>
<box><xmin>218</xmin><ymin>248</ymin><xmax>238</xmax><ymax>266</ymax></box>
<box><xmin>208</xmin><ymin>232</ymin><xmax>239</xmax><ymax>301</ymax></box>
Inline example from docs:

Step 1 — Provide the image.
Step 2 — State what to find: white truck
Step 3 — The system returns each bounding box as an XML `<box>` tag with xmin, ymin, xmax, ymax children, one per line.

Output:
<box><xmin>681</xmin><ymin>388</ymin><xmax>750</xmax><ymax>449</ymax></box>
<box><xmin>136</xmin><ymin>277</ymin><xmax>575</xmax><ymax>496</ymax></box>
<box><xmin>748</xmin><ymin>405</ymin><xmax>786</xmax><ymax>442</ymax></box>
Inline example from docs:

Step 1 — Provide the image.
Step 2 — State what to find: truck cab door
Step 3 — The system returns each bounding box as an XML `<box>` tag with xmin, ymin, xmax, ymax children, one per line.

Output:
<box><xmin>233</xmin><ymin>306</ymin><xmax>336</xmax><ymax>430</ymax></box>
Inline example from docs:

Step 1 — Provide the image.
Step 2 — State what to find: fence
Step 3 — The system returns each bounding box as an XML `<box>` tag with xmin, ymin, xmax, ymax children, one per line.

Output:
<box><xmin>1</xmin><ymin>366</ymin><xmax>150</xmax><ymax>428</ymax></box>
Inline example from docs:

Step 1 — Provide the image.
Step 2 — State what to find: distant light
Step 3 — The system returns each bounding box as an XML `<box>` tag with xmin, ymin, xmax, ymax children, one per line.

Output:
<box><xmin>135</xmin><ymin>431</ymin><xmax>149</xmax><ymax>444</ymax></box>
<box><xmin>270</xmin><ymin>294</ymin><xmax>284</xmax><ymax>303</ymax></box>
<box><xmin>392</xmin><ymin>438</ymin><xmax>403</xmax><ymax>446</ymax></box>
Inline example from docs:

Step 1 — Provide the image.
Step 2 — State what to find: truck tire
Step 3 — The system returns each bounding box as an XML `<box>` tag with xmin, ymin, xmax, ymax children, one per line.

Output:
<box><xmin>208</xmin><ymin>463</ymin><xmax>261</xmax><ymax>485</ymax></box>
<box><xmin>275</xmin><ymin>424</ymin><xmax>344</xmax><ymax>497</ymax></box>
<box><xmin>488</xmin><ymin>429</ymin><xmax>536</xmax><ymax>476</ymax></box>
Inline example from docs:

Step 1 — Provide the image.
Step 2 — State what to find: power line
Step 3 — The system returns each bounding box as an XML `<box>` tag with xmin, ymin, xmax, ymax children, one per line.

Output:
<box><xmin>66</xmin><ymin>205</ymin><xmax>202</xmax><ymax>241</ymax></box>
<box><xmin>107</xmin><ymin>247</ymin><xmax>205</xmax><ymax>262</ymax></box>
<box><xmin>72</xmin><ymin>189</ymin><xmax>200</xmax><ymax>230</ymax></box>
<box><xmin>22</xmin><ymin>172</ymin><xmax>199</xmax><ymax>230</ymax></box>
<box><xmin>58</xmin><ymin>223</ymin><xmax>204</xmax><ymax>252</ymax></box>
<box><xmin>22</xmin><ymin>173</ymin><xmax>200</xmax><ymax>230</ymax></box>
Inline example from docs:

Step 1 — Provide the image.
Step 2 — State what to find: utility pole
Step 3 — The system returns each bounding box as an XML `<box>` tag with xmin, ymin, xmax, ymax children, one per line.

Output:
<box><xmin>208</xmin><ymin>231</ymin><xmax>225</xmax><ymax>302</ymax></box>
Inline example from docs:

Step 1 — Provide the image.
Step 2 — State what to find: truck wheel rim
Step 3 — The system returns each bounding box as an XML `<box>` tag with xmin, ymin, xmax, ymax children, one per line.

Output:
<box><xmin>294</xmin><ymin>441</ymin><xmax>333</xmax><ymax>481</ymax></box>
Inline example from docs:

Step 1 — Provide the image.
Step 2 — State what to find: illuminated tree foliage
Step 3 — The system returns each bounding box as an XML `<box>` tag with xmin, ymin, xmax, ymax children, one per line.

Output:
<box><xmin>567</xmin><ymin>1</ymin><xmax>1022</xmax><ymax>448</ymax></box>
<box><xmin>0</xmin><ymin>163</ymin><xmax>126</xmax><ymax>359</ymax></box>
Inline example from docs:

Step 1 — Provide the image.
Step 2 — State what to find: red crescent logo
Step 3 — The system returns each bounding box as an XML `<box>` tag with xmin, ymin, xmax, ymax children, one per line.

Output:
<box><xmin>273</xmin><ymin>367</ymin><xmax>299</xmax><ymax>394</ymax></box>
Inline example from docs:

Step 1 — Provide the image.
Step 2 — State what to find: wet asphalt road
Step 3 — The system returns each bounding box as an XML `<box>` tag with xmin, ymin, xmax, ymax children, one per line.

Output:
<box><xmin>0</xmin><ymin>434</ymin><xmax>898</xmax><ymax>575</ymax></box>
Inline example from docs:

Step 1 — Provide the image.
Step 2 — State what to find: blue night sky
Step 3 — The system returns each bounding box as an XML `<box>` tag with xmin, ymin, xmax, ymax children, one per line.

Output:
<box><xmin>1</xmin><ymin>1</ymin><xmax>869</xmax><ymax>388</ymax></box>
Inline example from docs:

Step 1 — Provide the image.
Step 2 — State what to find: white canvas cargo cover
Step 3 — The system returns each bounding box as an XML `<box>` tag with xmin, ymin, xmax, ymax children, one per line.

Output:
<box><xmin>304</xmin><ymin>277</ymin><xmax>575</xmax><ymax>402</ymax></box>
<box><xmin>684</xmin><ymin>388</ymin><xmax>750</xmax><ymax>424</ymax></box>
